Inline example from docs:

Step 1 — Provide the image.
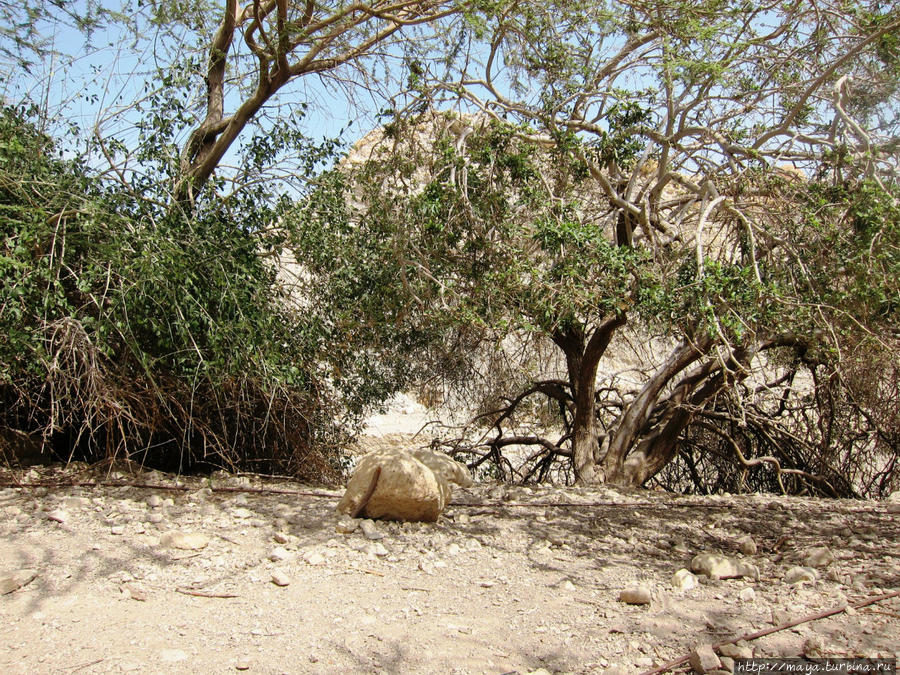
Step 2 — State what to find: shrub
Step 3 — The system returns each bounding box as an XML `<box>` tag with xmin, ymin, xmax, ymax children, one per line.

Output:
<box><xmin>0</xmin><ymin>105</ymin><xmax>341</xmax><ymax>480</ymax></box>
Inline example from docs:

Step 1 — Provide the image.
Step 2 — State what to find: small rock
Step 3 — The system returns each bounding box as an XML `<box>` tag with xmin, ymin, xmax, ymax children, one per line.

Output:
<box><xmin>525</xmin><ymin>669</ymin><xmax>552</xmax><ymax>675</ymax></box>
<box><xmin>159</xmin><ymin>531</ymin><xmax>209</xmax><ymax>551</ymax></box>
<box><xmin>803</xmin><ymin>546</ymin><xmax>834</xmax><ymax>568</ymax></box>
<box><xmin>366</xmin><ymin>542</ymin><xmax>389</xmax><ymax>557</ymax></box>
<box><xmin>445</xmin><ymin>542</ymin><xmax>462</xmax><ymax>556</ymax></box>
<box><xmin>719</xmin><ymin>642</ymin><xmax>753</xmax><ymax>660</ymax></box>
<box><xmin>692</xmin><ymin>553</ymin><xmax>758</xmax><ymax>580</ymax></box>
<box><xmin>235</xmin><ymin>659</ymin><xmax>251</xmax><ymax>671</ymax></box>
<box><xmin>160</xmin><ymin>649</ymin><xmax>188</xmax><ymax>662</ymax></box>
<box><xmin>110</xmin><ymin>524</ymin><xmax>126</xmax><ymax>535</ymax></box>
<box><xmin>672</xmin><ymin>568</ymin><xmax>698</xmax><ymax>591</ymax></box>
<box><xmin>335</xmin><ymin>516</ymin><xmax>359</xmax><ymax>534</ymax></box>
<box><xmin>738</xmin><ymin>587</ymin><xmax>756</xmax><ymax>602</ymax></box>
<box><xmin>270</xmin><ymin>570</ymin><xmax>290</xmax><ymax>586</ymax></box>
<box><xmin>557</xmin><ymin>579</ymin><xmax>577</xmax><ymax>591</ymax></box>
<box><xmin>269</xmin><ymin>547</ymin><xmax>290</xmax><ymax>562</ymax></box>
<box><xmin>47</xmin><ymin>509</ymin><xmax>68</xmax><ymax>524</ymax></box>
<box><xmin>689</xmin><ymin>643</ymin><xmax>722</xmax><ymax>674</ymax></box>
<box><xmin>359</xmin><ymin>519</ymin><xmax>383</xmax><ymax>540</ymax></box>
<box><xmin>232</xmin><ymin>507</ymin><xmax>253</xmax><ymax>519</ymax></box>
<box><xmin>303</xmin><ymin>551</ymin><xmax>326</xmax><ymax>566</ymax></box>
<box><xmin>455</xmin><ymin>513</ymin><xmax>470</xmax><ymax>525</ymax></box>
<box><xmin>147</xmin><ymin>513</ymin><xmax>164</xmax><ymax>524</ymax></box>
<box><xmin>784</xmin><ymin>566</ymin><xmax>817</xmax><ymax>585</ymax></box>
<box><xmin>618</xmin><ymin>587</ymin><xmax>652</xmax><ymax>605</ymax></box>
<box><xmin>123</xmin><ymin>584</ymin><xmax>147</xmax><ymax>601</ymax></box>
<box><xmin>147</xmin><ymin>495</ymin><xmax>163</xmax><ymax>508</ymax></box>
<box><xmin>273</xmin><ymin>532</ymin><xmax>290</xmax><ymax>544</ymax></box>
<box><xmin>737</xmin><ymin>535</ymin><xmax>757</xmax><ymax>555</ymax></box>
<box><xmin>418</xmin><ymin>561</ymin><xmax>434</xmax><ymax>575</ymax></box>
<box><xmin>720</xmin><ymin>656</ymin><xmax>735</xmax><ymax>672</ymax></box>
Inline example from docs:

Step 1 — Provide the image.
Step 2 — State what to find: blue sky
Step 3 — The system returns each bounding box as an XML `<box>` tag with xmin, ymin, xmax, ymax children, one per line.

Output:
<box><xmin>2</xmin><ymin>1</ymin><xmax>379</xmax><ymax>186</ymax></box>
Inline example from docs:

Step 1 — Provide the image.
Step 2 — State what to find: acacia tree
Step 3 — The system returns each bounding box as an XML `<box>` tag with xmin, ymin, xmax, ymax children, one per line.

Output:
<box><xmin>439</xmin><ymin>0</ymin><xmax>899</xmax><ymax>489</ymax></box>
<box><xmin>293</xmin><ymin>0</ymin><xmax>899</xmax><ymax>492</ymax></box>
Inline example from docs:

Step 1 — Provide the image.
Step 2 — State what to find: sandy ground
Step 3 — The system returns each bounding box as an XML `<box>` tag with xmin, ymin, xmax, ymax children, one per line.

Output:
<box><xmin>1</xmin><ymin>446</ymin><xmax>898</xmax><ymax>675</ymax></box>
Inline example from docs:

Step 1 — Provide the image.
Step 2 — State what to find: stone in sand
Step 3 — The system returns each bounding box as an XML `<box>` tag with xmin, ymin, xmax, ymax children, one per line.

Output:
<box><xmin>802</xmin><ymin>546</ymin><xmax>834</xmax><ymax>568</ymax></box>
<box><xmin>784</xmin><ymin>566</ymin><xmax>817</xmax><ymax>584</ymax></box>
<box><xmin>159</xmin><ymin>531</ymin><xmax>209</xmax><ymax>550</ymax></box>
<box><xmin>691</xmin><ymin>553</ymin><xmax>759</xmax><ymax>580</ymax></box>
<box><xmin>337</xmin><ymin>448</ymin><xmax>471</xmax><ymax>522</ymax></box>
<box><xmin>672</xmin><ymin>568</ymin><xmax>698</xmax><ymax>591</ymax></box>
<box><xmin>618</xmin><ymin>587</ymin><xmax>652</xmax><ymax>604</ymax></box>
<box><xmin>689</xmin><ymin>644</ymin><xmax>722</xmax><ymax>674</ymax></box>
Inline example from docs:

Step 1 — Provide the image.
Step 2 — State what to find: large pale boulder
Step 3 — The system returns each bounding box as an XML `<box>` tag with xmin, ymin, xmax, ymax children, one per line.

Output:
<box><xmin>337</xmin><ymin>448</ymin><xmax>471</xmax><ymax>522</ymax></box>
<box><xmin>410</xmin><ymin>447</ymin><xmax>473</xmax><ymax>504</ymax></box>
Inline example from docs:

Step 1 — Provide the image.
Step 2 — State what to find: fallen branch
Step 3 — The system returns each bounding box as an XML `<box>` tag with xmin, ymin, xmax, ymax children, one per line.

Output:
<box><xmin>170</xmin><ymin>552</ymin><xmax>204</xmax><ymax>561</ymax></box>
<box><xmin>176</xmin><ymin>588</ymin><xmax>240</xmax><ymax>599</ymax></box>
<box><xmin>1</xmin><ymin>478</ymin><xmax>891</xmax><ymax>512</ymax></box>
<box><xmin>346</xmin><ymin>566</ymin><xmax>385</xmax><ymax>577</ymax></box>
<box><xmin>1</xmin><ymin>573</ymin><xmax>38</xmax><ymax>595</ymax></box>
<box><xmin>637</xmin><ymin>589</ymin><xmax>900</xmax><ymax>675</ymax></box>
<box><xmin>0</xmin><ymin>479</ymin><xmax>342</xmax><ymax>499</ymax></box>
<box><xmin>216</xmin><ymin>532</ymin><xmax>241</xmax><ymax>545</ymax></box>
<box><xmin>68</xmin><ymin>658</ymin><xmax>105</xmax><ymax>672</ymax></box>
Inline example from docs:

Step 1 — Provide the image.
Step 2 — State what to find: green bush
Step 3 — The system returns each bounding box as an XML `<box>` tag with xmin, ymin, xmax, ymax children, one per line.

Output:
<box><xmin>0</xmin><ymin>105</ymin><xmax>341</xmax><ymax>479</ymax></box>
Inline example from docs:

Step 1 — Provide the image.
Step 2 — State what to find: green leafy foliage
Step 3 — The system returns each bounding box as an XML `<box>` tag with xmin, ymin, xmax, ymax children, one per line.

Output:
<box><xmin>287</xmin><ymin>117</ymin><xmax>655</xmax><ymax>402</ymax></box>
<box><xmin>768</xmin><ymin>178</ymin><xmax>900</xmax><ymax>339</ymax></box>
<box><xmin>0</xmin><ymin>104</ymin><xmax>342</xmax><ymax>478</ymax></box>
<box><xmin>0</xmin><ymin>104</ymin><xmax>94</xmax><ymax>381</ymax></box>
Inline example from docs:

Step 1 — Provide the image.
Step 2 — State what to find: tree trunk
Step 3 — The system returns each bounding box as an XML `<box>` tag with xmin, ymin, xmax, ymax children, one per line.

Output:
<box><xmin>571</xmin><ymin>373</ymin><xmax>600</xmax><ymax>483</ymax></box>
<box><xmin>554</xmin><ymin>315</ymin><xmax>625</xmax><ymax>485</ymax></box>
<box><xmin>603</xmin><ymin>340</ymin><xmax>756</xmax><ymax>486</ymax></box>
<box><xmin>601</xmin><ymin>336</ymin><xmax>712</xmax><ymax>485</ymax></box>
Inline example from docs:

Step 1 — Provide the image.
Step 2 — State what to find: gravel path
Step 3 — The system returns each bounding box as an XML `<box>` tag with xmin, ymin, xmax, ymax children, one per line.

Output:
<box><xmin>1</xmin><ymin>462</ymin><xmax>898</xmax><ymax>674</ymax></box>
